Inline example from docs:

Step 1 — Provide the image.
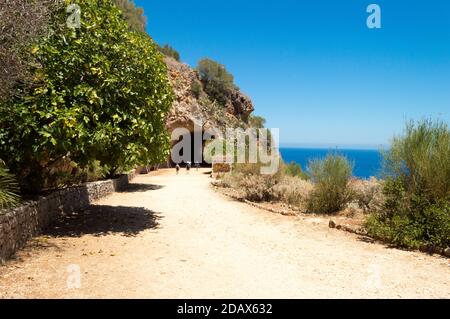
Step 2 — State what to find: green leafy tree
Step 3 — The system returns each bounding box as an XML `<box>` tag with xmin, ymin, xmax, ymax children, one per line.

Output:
<box><xmin>113</xmin><ymin>0</ymin><xmax>147</xmax><ymax>33</ymax></box>
<box><xmin>197</xmin><ymin>58</ymin><xmax>236</xmax><ymax>106</ymax></box>
<box><xmin>0</xmin><ymin>0</ymin><xmax>173</xmax><ymax>192</ymax></box>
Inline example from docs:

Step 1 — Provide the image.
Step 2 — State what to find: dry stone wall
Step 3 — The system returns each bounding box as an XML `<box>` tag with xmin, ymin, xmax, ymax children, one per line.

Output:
<box><xmin>0</xmin><ymin>171</ymin><xmax>135</xmax><ymax>262</ymax></box>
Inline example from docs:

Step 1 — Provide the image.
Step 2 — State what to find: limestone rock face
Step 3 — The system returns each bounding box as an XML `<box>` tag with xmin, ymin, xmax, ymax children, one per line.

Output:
<box><xmin>225</xmin><ymin>89</ymin><xmax>254</xmax><ymax>123</ymax></box>
<box><xmin>164</xmin><ymin>57</ymin><xmax>202</xmax><ymax>133</ymax></box>
<box><xmin>164</xmin><ymin>57</ymin><xmax>254</xmax><ymax>133</ymax></box>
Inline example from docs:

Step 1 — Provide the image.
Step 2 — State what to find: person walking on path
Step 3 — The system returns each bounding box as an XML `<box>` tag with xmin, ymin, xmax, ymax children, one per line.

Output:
<box><xmin>186</xmin><ymin>162</ymin><xmax>191</xmax><ymax>174</ymax></box>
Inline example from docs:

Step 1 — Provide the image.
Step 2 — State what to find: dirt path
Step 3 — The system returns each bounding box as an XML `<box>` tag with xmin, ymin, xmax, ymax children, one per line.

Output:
<box><xmin>0</xmin><ymin>169</ymin><xmax>449</xmax><ymax>298</ymax></box>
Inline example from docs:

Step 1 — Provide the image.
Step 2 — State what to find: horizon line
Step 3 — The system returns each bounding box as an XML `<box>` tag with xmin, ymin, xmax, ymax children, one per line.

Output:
<box><xmin>279</xmin><ymin>143</ymin><xmax>390</xmax><ymax>150</ymax></box>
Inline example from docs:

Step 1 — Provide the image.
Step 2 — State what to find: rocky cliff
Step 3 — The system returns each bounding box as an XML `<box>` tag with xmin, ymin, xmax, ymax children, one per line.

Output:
<box><xmin>164</xmin><ymin>57</ymin><xmax>254</xmax><ymax>134</ymax></box>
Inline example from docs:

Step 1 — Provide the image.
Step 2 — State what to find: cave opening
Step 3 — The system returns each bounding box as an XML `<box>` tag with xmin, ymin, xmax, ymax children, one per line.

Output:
<box><xmin>171</xmin><ymin>130</ymin><xmax>211</xmax><ymax>167</ymax></box>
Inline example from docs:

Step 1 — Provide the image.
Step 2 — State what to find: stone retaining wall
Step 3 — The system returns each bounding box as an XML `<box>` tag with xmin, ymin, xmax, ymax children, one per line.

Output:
<box><xmin>0</xmin><ymin>170</ymin><xmax>136</xmax><ymax>263</ymax></box>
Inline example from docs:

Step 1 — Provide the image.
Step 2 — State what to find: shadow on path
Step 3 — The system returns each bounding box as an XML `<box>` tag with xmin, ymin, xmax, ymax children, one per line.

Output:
<box><xmin>45</xmin><ymin>205</ymin><xmax>162</xmax><ymax>238</ymax></box>
<box><xmin>119</xmin><ymin>183</ymin><xmax>164</xmax><ymax>193</ymax></box>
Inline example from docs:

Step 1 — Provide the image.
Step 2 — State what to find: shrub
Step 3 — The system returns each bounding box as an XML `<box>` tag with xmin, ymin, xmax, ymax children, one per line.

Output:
<box><xmin>366</xmin><ymin>119</ymin><xmax>450</xmax><ymax>249</ymax></box>
<box><xmin>0</xmin><ymin>161</ymin><xmax>20</xmax><ymax>209</ymax></box>
<box><xmin>191</xmin><ymin>80</ymin><xmax>203</xmax><ymax>99</ymax></box>
<box><xmin>383</xmin><ymin>119</ymin><xmax>450</xmax><ymax>200</ymax></box>
<box><xmin>218</xmin><ymin>163</ymin><xmax>312</xmax><ymax>208</ymax></box>
<box><xmin>233</xmin><ymin>162</ymin><xmax>264</xmax><ymax>176</ymax></box>
<box><xmin>283</xmin><ymin>161</ymin><xmax>309</xmax><ymax>180</ymax></box>
<box><xmin>197</xmin><ymin>58</ymin><xmax>236</xmax><ymax>106</ymax></box>
<box><xmin>248</xmin><ymin>115</ymin><xmax>266</xmax><ymax>128</ymax></box>
<box><xmin>84</xmin><ymin>161</ymin><xmax>108</xmax><ymax>182</ymax></box>
<box><xmin>273</xmin><ymin>176</ymin><xmax>313</xmax><ymax>208</ymax></box>
<box><xmin>0</xmin><ymin>0</ymin><xmax>173</xmax><ymax>192</ymax></box>
<box><xmin>235</xmin><ymin>173</ymin><xmax>280</xmax><ymax>202</ymax></box>
<box><xmin>158</xmin><ymin>44</ymin><xmax>180</xmax><ymax>61</ymax></box>
<box><xmin>366</xmin><ymin>191</ymin><xmax>450</xmax><ymax>249</ymax></box>
<box><xmin>306</xmin><ymin>154</ymin><xmax>354</xmax><ymax>214</ymax></box>
<box><xmin>350</xmin><ymin>177</ymin><xmax>383</xmax><ymax>213</ymax></box>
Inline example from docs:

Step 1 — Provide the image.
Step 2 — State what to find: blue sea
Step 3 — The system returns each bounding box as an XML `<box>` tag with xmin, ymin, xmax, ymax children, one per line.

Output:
<box><xmin>279</xmin><ymin>148</ymin><xmax>383</xmax><ymax>179</ymax></box>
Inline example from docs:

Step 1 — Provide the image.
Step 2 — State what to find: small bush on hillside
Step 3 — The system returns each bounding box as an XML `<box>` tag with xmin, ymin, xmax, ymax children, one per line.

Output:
<box><xmin>158</xmin><ymin>44</ymin><xmax>180</xmax><ymax>61</ymax></box>
<box><xmin>248</xmin><ymin>115</ymin><xmax>266</xmax><ymax>128</ymax></box>
<box><xmin>191</xmin><ymin>80</ymin><xmax>203</xmax><ymax>99</ymax></box>
<box><xmin>366</xmin><ymin>180</ymin><xmax>450</xmax><ymax>248</ymax></box>
<box><xmin>350</xmin><ymin>178</ymin><xmax>383</xmax><ymax>213</ymax></box>
<box><xmin>218</xmin><ymin>156</ymin><xmax>316</xmax><ymax>207</ymax></box>
<box><xmin>233</xmin><ymin>162</ymin><xmax>264</xmax><ymax>176</ymax></box>
<box><xmin>366</xmin><ymin>119</ymin><xmax>450</xmax><ymax>249</ymax></box>
<box><xmin>382</xmin><ymin>119</ymin><xmax>450</xmax><ymax>200</ymax></box>
<box><xmin>283</xmin><ymin>161</ymin><xmax>309</xmax><ymax>180</ymax></box>
<box><xmin>197</xmin><ymin>58</ymin><xmax>236</xmax><ymax>106</ymax></box>
<box><xmin>273</xmin><ymin>176</ymin><xmax>313</xmax><ymax>208</ymax></box>
<box><xmin>114</xmin><ymin>0</ymin><xmax>147</xmax><ymax>33</ymax></box>
<box><xmin>306</xmin><ymin>154</ymin><xmax>354</xmax><ymax>214</ymax></box>
<box><xmin>235</xmin><ymin>173</ymin><xmax>280</xmax><ymax>202</ymax></box>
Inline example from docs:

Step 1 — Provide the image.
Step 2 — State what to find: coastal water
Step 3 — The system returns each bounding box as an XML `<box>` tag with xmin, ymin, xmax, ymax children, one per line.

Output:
<box><xmin>279</xmin><ymin>148</ymin><xmax>383</xmax><ymax>179</ymax></box>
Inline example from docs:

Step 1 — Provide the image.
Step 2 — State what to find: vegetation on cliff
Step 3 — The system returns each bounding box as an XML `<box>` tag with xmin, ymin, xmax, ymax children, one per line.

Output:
<box><xmin>197</xmin><ymin>58</ymin><xmax>237</xmax><ymax>107</ymax></box>
<box><xmin>114</xmin><ymin>0</ymin><xmax>147</xmax><ymax>33</ymax></box>
<box><xmin>158</xmin><ymin>44</ymin><xmax>181</xmax><ymax>61</ymax></box>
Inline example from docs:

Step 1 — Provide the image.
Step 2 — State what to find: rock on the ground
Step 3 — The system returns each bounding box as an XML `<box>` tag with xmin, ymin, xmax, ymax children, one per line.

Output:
<box><xmin>444</xmin><ymin>248</ymin><xmax>450</xmax><ymax>258</ymax></box>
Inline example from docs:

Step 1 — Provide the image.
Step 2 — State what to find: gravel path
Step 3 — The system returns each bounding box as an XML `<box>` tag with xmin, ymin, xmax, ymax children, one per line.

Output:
<box><xmin>0</xmin><ymin>169</ymin><xmax>449</xmax><ymax>298</ymax></box>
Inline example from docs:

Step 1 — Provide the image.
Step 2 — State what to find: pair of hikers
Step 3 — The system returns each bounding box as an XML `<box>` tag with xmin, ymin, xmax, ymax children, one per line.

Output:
<box><xmin>175</xmin><ymin>162</ymin><xmax>191</xmax><ymax>175</ymax></box>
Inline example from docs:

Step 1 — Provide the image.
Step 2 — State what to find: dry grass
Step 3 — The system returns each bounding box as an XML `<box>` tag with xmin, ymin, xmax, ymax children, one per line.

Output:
<box><xmin>214</xmin><ymin>162</ymin><xmax>385</xmax><ymax>217</ymax></box>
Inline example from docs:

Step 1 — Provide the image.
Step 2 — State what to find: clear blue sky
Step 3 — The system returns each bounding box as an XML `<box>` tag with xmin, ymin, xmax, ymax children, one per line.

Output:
<box><xmin>136</xmin><ymin>0</ymin><xmax>450</xmax><ymax>148</ymax></box>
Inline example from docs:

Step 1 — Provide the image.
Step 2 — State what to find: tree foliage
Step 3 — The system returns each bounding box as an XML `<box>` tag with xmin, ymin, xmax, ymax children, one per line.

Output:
<box><xmin>197</xmin><ymin>58</ymin><xmax>236</xmax><ymax>106</ymax></box>
<box><xmin>113</xmin><ymin>0</ymin><xmax>146</xmax><ymax>33</ymax></box>
<box><xmin>0</xmin><ymin>0</ymin><xmax>173</xmax><ymax>192</ymax></box>
<box><xmin>0</xmin><ymin>0</ymin><xmax>60</xmax><ymax>102</ymax></box>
